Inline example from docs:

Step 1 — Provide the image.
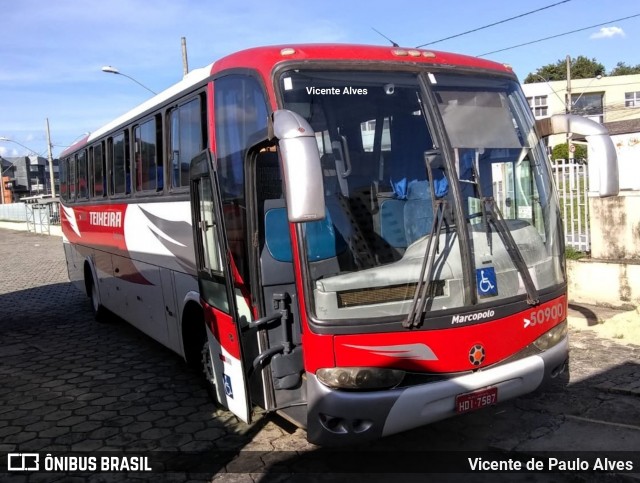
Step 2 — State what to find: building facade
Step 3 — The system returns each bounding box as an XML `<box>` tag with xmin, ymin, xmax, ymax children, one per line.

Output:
<box><xmin>522</xmin><ymin>73</ymin><xmax>640</xmax><ymax>125</ymax></box>
<box><xmin>0</xmin><ymin>156</ymin><xmax>59</xmax><ymax>203</ymax></box>
<box><xmin>522</xmin><ymin>73</ymin><xmax>640</xmax><ymax>192</ymax></box>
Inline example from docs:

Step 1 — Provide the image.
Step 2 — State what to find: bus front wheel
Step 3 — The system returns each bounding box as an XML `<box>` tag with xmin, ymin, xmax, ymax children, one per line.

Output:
<box><xmin>201</xmin><ymin>340</ymin><xmax>219</xmax><ymax>406</ymax></box>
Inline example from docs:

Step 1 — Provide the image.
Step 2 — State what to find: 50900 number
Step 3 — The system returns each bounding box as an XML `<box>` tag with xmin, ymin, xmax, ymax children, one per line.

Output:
<box><xmin>528</xmin><ymin>302</ymin><xmax>564</xmax><ymax>327</ymax></box>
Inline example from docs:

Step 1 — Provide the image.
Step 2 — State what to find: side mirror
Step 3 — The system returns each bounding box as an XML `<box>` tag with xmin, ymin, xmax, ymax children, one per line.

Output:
<box><xmin>536</xmin><ymin>114</ymin><xmax>619</xmax><ymax>197</ymax></box>
<box><xmin>271</xmin><ymin>110</ymin><xmax>326</xmax><ymax>222</ymax></box>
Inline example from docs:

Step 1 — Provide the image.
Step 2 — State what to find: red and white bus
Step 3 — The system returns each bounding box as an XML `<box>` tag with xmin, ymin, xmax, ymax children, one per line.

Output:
<box><xmin>59</xmin><ymin>44</ymin><xmax>618</xmax><ymax>445</ymax></box>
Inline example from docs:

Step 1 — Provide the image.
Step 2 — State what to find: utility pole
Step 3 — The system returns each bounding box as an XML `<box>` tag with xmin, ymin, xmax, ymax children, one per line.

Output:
<box><xmin>0</xmin><ymin>161</ymin><xmax>5</xmax><ymax>204</ymax></box>
<box><xmin>565</xmin><ymin>55</ymin><xmax>573</xmax><ymax>160</ymax></box>
<box><xmin>46</xmin><ymin>118</ymin><xmax>56</xmax><ymax>197</ymax></box>
<box><xmin>181</xmin><ymin>37</ymin><xmax>189</xmax><ymax>77</ymax></box>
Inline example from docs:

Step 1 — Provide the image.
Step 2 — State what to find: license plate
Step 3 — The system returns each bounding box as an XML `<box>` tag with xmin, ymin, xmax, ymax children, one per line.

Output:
<box><xmin>455</xmin><ymin>386</ymin><xmax>498</xmax><ymax>413</ymax></box>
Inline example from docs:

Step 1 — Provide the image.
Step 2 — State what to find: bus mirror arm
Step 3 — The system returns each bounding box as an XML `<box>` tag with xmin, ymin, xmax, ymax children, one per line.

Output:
<box><xmin>536</xmin><ymin>114</ymin><xmax>619</xmax><ymax>198</ymax></box>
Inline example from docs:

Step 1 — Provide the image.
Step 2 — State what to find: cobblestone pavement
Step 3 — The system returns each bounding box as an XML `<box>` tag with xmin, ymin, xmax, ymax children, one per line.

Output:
<box><xmin>0</xmin><ymin>229</ymin><xmax>639</xmax><ymax>482</ymax></box>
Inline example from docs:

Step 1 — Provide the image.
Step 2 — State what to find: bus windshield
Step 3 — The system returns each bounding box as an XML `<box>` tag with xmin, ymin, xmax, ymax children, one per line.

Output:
<box><xmin>278</xmin><ymin>70</ymin><xmax>564</xmax><ymax>323</ymax></box>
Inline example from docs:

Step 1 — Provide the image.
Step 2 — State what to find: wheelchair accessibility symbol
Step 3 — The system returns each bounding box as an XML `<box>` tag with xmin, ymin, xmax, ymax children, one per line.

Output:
<box><xmin>476</xmin><ymin>267</ymin><xmax>498</xmax><ymax>298</ymax></box>
<box><xmin>223</xmin><ymin>374</ymin><xmax>234</xmax><ymax>399</ymax></box>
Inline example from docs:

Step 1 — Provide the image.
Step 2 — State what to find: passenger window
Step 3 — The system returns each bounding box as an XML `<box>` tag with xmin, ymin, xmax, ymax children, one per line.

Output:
<box><xmin>91</xmin><ymin>143</ymin><xmax>106</xmax><ymax>198</ymax></box>
<box><xmin>77</xmin><ymin>150</ymin><xmax>88</xmax><ymax>200</ymax></box>
<box><xmin>110</xmin><ymin>131</ymin><xmax>130</xmax><ymax>195</ymax></box>
<box><xmin>134</xmin><ymin>115</ymin><xmax>163</xmax><ymax>192</ymax></box>
<box><xmin>169</xmin><ymin>96</ymin><xmax>205</xmax><ymax>188</ymax></box>
<box><xmin>68</xmin><ymin>156</ymin><xmax>76</xmax><ymax>201</ymax></box>
<box><xmin>60</xmin><ymin>158</ymin><xmax>68</xmax><ymax>201</ymax></box>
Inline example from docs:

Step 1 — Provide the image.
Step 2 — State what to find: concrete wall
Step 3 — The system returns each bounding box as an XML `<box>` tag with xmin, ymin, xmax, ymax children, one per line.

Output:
<box><xmin>566</xmin><ymin>190</ymin><xmax>640</xmax><ymax>309</ymax></box>
<box><xmin>567</xmin><ymin>258</ymin><xmax>640</xmax><ymax>309</ymax></box>
<box><xmin>589</xmin><ymin>192</ymin><xmax>640</xmax><ymax>260</ymax></box>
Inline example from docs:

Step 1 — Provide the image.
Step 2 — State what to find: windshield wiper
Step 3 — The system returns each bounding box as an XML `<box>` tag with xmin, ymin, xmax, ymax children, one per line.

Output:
<box><xmin>404</xmin><ymin>199</ymin><xmax>447</xmax><ymax>328</ymax></box>
<box><xmin>483</xmin><ymin>197</ymin><xmax>539</xmax><ymax>305</ymax></box>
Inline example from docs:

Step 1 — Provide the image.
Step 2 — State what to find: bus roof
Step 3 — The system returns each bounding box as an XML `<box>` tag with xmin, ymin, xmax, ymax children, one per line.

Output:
<box><xmin>210</xmin><ymin>43</ymin><xmax>511</xmax><ymax>76</ymax></box>
<box><xmin>61</xmin><ymin>44</ymin><xmax>511</xmax><ymax>157</ymax></box>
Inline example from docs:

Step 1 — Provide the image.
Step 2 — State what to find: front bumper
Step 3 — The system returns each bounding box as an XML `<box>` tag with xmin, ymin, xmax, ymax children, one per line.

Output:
<box><xmin>306</xmin><ymin>335</ymin><xmax>568</xmax><ymax>445</ymax></box>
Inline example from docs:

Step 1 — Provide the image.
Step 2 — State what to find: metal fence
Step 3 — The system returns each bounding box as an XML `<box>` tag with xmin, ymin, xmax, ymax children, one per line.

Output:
<box><xmin>552</xmin><ymin>159</ymin><xmax>590</xmax><ymax>252</ymax></box>
<box><xmin>0</xmin><ymin>198</ymin><xmax>60</xmax><ymax>235</ymax></box>
<box><xmin>0</xmin><ymin>202</ymin><xmax>28</xmax><ymax>222</ymax></box>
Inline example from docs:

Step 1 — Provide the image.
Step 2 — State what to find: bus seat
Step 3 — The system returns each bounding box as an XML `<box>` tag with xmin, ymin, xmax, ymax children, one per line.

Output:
<box><xmin>379</xmin><ymin>198</ymin><xmax>406</xmax><ymax>248</ymax></box>
<box><xmin>264</xmin><ymin>207</ymin><xmax>346</xmax><ymax>263</ymax></box>
<box><xmin>404</xmin><ymin>180</ymin><xmax>433</xmax><ymax>245</ymax></box>
<box><xmin>157</xmin><ymin>165</ymin><xmax>164</xmax><ymax>191</ymax></box>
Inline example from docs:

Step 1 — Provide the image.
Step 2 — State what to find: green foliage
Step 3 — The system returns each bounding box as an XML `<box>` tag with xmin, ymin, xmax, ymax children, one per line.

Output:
<box><xmin>565</xmin><ymin>247</ymin><xmax>586</xmax><ymax>260</ymax></box>
<box><xmin>551</xmin><ymin>143</ymin><xmax>587</xmax><ymax>161</ymax></box>
<box><xmin>609</xmin><ymin>62</ymin><xmax>640</xmax><ymax>76</ymax></box>
<box><xmin>524</xmin><ymin>56</ymin><xmax>605</xmax><ymax>83</ymax></box>
<box><xmin>524</xmin><ymin>62</ymin><xmax>565</xmax><ymax>83</ymax></box>
<box><xmin>572</xmin><ymin>56</ymin><xmax>606</xmax><ymax>79</ymax></box>
<box><xmin>525</xmin><ymin>57</ymin><xmax>640</xmax><ymax>83</ymax></box>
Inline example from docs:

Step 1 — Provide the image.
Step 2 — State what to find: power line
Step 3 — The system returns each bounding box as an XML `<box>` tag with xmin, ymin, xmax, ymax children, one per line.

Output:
<box><xmin>478</xmin><ymin>13</ymin><xmax>640</xmax><ymax>56</ymax></box>
<box><xmin>415</xmin><ymin>0</ymin><xmax>572</xmax><ymax>48</ymax></box>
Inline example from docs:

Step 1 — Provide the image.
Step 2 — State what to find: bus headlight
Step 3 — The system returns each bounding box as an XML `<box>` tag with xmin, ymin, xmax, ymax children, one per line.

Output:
<box><xmin>532</xmin><ymin>321</ymin><xmax>568</xmax><ymax>351</ymax></box>
<box><xmin>316</xmin><ymin>367</ymin><xmax>405</xmax><ymax>390</ymax></box>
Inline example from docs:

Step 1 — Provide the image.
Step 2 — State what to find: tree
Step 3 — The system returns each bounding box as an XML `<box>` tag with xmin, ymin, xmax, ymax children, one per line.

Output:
<box><xmin>524</xmin><ymin>56</ymin><xmax>605</xmax><ymax>83</ymax></box>
<box><xmin>609</xmin><ymin>62</ymin><xmax>640</xmax><ymax>76</ymax></box>
<box><xmin>552</xmin><ymin>142</ymin><xmax>587</xmax><ymax>161</ymax></box>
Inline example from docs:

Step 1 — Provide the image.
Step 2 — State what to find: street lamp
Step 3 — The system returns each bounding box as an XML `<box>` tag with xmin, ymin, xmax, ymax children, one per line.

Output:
<box><xmin>101</xmin><ymin>66</ymin><xmax>157</xmax><ymax>95</ymax></box>
<box><xmin>0</xmin><ymin>136</ymin><xmax>41</xmax><ymax>155</ymax></box>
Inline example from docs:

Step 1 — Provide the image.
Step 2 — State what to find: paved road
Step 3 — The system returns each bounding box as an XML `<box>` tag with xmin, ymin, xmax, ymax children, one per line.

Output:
<box><xmin>0</xmin><ymin>229</ymin><xmax>639</xmax><ymax>482</ymax></box>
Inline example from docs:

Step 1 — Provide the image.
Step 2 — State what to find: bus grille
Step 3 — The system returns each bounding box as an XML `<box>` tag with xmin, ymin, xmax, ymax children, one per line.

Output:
<box><xmin>337</xmin><ymin>281</ymin><xmax>445</xmax><ymax>308</ymax></box>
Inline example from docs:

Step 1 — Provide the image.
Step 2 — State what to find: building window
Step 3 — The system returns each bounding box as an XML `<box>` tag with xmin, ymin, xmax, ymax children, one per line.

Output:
<box><xmin>572</xmin><ymin>92</ymin><xmax>604</xmax><ymax>123</ymax></box>
<box><xmin>526</xmin><ymin>95</ymin><xmax>548</xmax><ymax>117</ymax></box>
<box><xmin>625</xmin><ymin>91</ymin><xmax>640</xmax><ymax>108</ymax></box>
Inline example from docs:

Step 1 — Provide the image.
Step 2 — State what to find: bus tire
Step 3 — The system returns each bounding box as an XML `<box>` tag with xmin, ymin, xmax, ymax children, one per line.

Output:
<box><xmin>182</xmin><ymin>303</ymin><xmax>219</xmax><ymax>406</ymax></box>
<box><xmin>85</xmin><ymin>265</ymin><xmax>107</xmax><ymax>322</ymax></box>
<box><xmin>201</xmin><ymin>339</ymin><xmax>220</xmax><ymax>406</ymax></box>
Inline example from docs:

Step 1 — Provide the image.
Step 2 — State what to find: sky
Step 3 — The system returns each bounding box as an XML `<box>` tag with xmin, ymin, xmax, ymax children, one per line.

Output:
<box><xmin>1</xmin><ymin>0</ymin><xmax>639</xmax><ymax>158</ymax></box>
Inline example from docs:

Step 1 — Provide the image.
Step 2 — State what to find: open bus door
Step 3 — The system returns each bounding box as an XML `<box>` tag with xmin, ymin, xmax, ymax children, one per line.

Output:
<box><xmin>189</xmin><ymin>150</ymin><xmax>252</xmax><ymax>423</ymax></box>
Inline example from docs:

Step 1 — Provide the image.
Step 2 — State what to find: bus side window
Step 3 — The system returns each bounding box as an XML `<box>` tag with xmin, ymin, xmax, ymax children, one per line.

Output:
<box><xmin>134</xmin><ymin>115</ymin><xmax>162</xmax><ymax>192</ymax></box>
<box><xmin>77</xmin><ymin>150</ymin><xmax>88</xmax><ymax>201</ymax></box>
<box><xmin>59</xmin><ymin>157</ymin><xmax>68</xmax><ymax>201</ymax></box>
<box><xmin>69</xmin><ymin>154</ymin><xmax>76</xmax><ymax>201</ymax></box>
<box><xmin>169</xmin><ymin>96</ymin><xmax>204</xmax><ymax>189</ymax></box>
<box><xmin>110</xmin><ymin>131</ymin><xmax>130</xmax><ymax>196</ymax></box>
